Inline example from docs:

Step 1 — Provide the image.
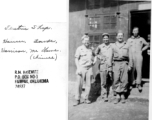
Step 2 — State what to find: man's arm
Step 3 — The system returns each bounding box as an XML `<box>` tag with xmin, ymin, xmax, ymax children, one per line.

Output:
<box><xmin>75</xmin><ymin>48</ymin><xmax>81</xmax><ymax>69</ymax></box>
<box><xmin>142</xmin><ymin>38</ymin><xmax>149</xmax><ymax>52</ymax></box>
<box><xmin>128</xmin><ymin>45</ymin><xmax>133</xmax><ymax>70</ymax></box>
<box><xmin>108</xmin><ymin>46</ymin><xmax>114</xmax><ymax>78</ymax></box>
<box><xmin>108</xmin><ymin>47</ymin><xmax>113</xmax><ymax>70</ymax></box>
<box><xmin>126</xmin><ymin>38</ymin><xmax>131</xmax><ymax>46</ymax></box>
<box><xmin>95</xmin><ymin>45</ymin><xmax>100</xmax><ymax>55</ymax></box>
<box><xmin>75</xmin><ymin>58</ymin><xmax>80</xmax><ymax>69</ymax></box>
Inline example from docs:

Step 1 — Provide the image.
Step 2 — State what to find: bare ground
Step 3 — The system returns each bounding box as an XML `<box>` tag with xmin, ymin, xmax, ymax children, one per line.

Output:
<box><xmin>68</xmin><ymin>81</ymin><xmax>149</xmax><ymax>120</ymax></box>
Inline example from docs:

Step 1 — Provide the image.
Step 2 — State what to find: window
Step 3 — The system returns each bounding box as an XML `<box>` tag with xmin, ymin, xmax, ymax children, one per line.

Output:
<box><xmin>89</xmin><ymin>33</ymin><xmax>116</xmax><ymax>49</ymax></box>
<box><xmin>89</xmin><ymin>17</ymin><xmax>100</xmax><ymax>31</ymax></box>
<box><xmin>89</xmin><ymin>34</ymin><xmax>102</xmax><ymax>49</ymax></box>
<box><xmin>109</xmin><ymin>33</ymin><xmax>116</xmax><ymax>43</ymax></box>
<box><xmin>103</xmin><ymin>15</ymin><xmax>117</xmax><ymax>29</ymax></box>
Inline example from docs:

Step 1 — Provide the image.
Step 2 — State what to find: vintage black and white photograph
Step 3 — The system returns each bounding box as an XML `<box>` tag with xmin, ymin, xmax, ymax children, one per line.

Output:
<box><xmin>69</xmin><ymin>0</ymin><xmax>151</xmax><ymax>120</ymax></box>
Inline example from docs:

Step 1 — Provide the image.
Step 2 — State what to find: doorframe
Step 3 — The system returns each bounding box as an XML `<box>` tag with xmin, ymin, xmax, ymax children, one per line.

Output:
<box><xmin>128</xmin><ymin>9</ymin><xmax>151</xmax><ymax>37</ymax></box>
<box><xmin>129</xmin><ymin>9</ymin><xmax>151</xmax><ymax>79</ymax></box>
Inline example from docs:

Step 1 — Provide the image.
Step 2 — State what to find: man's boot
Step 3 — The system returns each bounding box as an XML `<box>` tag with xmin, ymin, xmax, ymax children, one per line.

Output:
<box><xmin>73</xmin><ymin>100</ymin><xmax>80</xmax><ymax>106</ymax></box>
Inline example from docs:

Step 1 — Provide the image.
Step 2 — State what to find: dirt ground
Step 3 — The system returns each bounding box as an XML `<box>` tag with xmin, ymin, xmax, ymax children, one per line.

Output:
<box><xmin>68</xmin><ymin>81</ymin><xmax>149</xmax><ymax>120</ymax></box>
<box><xmin>69</xmin><ymin>96</ymin><xmax>149</xmax><ymax>120</ymax></box>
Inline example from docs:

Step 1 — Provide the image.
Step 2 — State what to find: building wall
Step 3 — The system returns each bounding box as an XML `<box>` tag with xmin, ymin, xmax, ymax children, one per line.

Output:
<box><xmin>69</xmin><ymin>10</ymin><xmax>86</xmax><ymax>81</ymax></box>
<box><xmin>86</xmin><ymin>1</ymin><xmax>150</xmax><ymax>40</ymax></box>
<box><xmin>69</xmin><ymin>0</ymin><xmax>151</xmax><ymax>81</ymax></box>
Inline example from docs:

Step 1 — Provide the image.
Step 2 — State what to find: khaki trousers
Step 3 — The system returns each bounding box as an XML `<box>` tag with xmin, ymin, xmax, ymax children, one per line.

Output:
<box><xmin>113</xmin><ymin>61</ymin><xmax>129</xmax><ymax>93</ymax></box>
<box><xmin>132</xmin><ymin>53</ymin><xmax>143</xmax><ymax>85</ymax></box>
<box><xmin>75</xmin><ymin>67</ymin><xmax>93</xmax><ymax>100</ymax></box>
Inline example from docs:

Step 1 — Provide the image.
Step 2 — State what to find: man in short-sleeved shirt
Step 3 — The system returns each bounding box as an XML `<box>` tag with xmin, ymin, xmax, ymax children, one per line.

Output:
<box><xmin>74</xmin><ymin>35</ymin><xmax>96</xmax><ymax>106</ymax></box>
<box><xmin>127</xmin><ymin>27</ymin><xmax>149</xmax><ymax>91</ymax></box>
<box><xmin>95</xmin><ymin>33</ymin><xmax>113</xmax><ymax>102</ymax></box>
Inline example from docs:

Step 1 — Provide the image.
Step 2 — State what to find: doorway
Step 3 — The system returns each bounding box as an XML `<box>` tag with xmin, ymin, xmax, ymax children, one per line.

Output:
<box><xmin>130</xmin><ymin>10</ymin><xmax>151</xmax><ymax>79</ymax></box>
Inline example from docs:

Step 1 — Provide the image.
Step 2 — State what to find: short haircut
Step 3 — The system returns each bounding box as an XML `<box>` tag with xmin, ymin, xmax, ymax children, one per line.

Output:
<box><xmin>116</xmin><ymin>30</ymin><xmax>124</xmax><ymax>36</ymax></box>
<box><xmin>81</xmin><ymin>35</ymin><xmax>89</xmax><ymax>41</ymax></box>
<box><xmin>102</xmin><ymin>33</ymin><xmax>109</xmax><ymax>38</ymax></box>
<box><xmin>133</xmin><ymin>27</ymin><xmax>139</xmax><ymax>30</ymax></box>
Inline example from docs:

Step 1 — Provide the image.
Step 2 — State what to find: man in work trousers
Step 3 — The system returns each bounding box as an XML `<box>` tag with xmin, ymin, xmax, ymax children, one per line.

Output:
<box><xmin>112</xmin><ymin>31</ymin><xmax>133</xmax><ymax>104</ymax></box>
<box><xmin>95</xmin><ymin>33</ymin><xmax>113</xmax><ymax>102</ymax></box>
<box><xmin>73</xmin><ymin>34</ymin><xmax>96</xmax><ymax>106</ymax></box>
<box><xmin>127</xmin><ymin>27</ymin><xmax>149</xmax><ymax>91</ymax></box>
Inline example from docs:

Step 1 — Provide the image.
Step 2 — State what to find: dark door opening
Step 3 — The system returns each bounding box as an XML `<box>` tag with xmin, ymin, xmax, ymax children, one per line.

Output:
<box><xmin>130</xmin><ymin>10</ymin><xmax>151</xmax><ymax>79</ymax></box>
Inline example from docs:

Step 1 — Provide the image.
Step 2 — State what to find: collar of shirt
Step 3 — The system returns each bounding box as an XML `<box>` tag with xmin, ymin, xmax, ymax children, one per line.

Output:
<box><xmin>115</xmin><ymin>41</ymin><xmax>127</xmax><ymax>49</ymax></box>
<box><xmin>131</xmin><ymin>35</ymin><xmax>140</xmax><ymax>39</ymax></box>
<box><xmin>102</xmin><ymin>43</ymin><xmax>111</xmax><ymax>49</ymax></box>
<box><xmin>81</xmin><ymin>45</ymin><xmax>91</xmax><ymax>50</ymax></box>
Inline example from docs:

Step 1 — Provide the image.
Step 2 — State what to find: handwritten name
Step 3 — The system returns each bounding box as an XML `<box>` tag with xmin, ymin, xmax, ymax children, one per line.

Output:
<box><xmin>1</xmin><ymin>48</ymin><xmax>27</xmax><ymax>53</ymax></box>
<box><xmin>41</xmin><ymin>47</ymin><xmax>60</xmax><ymax>53</ymax></box>
<box><xmin>3</xmin><ymin>39</ymin><xmax>26</xmax><ymax>43</ymax></box>
<box><xmin>34</xmin><ymin>39</ymin><xmax>57</xmax><ymax>43</ymax></box>
<box><xmin>30</xmin><ymin>54</ymin><xmax>57</xmax><ymax>60</ymax></box>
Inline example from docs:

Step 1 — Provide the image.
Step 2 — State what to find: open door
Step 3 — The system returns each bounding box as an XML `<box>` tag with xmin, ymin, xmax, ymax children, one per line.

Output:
<box><xmin>130</xmin><ymin>10</ymin><xmax>151</xmax><ymax>79</ymax></box>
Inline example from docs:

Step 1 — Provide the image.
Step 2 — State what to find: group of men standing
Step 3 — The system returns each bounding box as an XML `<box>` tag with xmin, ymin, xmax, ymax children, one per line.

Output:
<box><xmin>74</xmin><ymin>27</ymin><xmax>149</xmax><ymax>106</ymax></box>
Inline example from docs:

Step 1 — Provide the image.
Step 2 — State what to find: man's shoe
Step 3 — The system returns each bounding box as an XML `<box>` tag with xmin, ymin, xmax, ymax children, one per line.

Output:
<box><xmin>97</xmin><ymin>96</ymin><xmax>102</xmax><ymax>101</ymax></box>
<box><xmin>121</xmin><ymin>93</ymin><xmax>126</xmax><ymax>104</ymax></box>
<box><xmin>101</xmin><ymin>94</ymin><xmax>105</xmax><ymax>99</ymax></box>
<box><xmin>114</xmin><ymin>98</ymin><xmax>120</xmax><ymax>104</ymax></box>
<box><xmin>121</xmin><ymin>98</ymin><xmax>126</xmax><ymax>104</ymax></box>
<box><xmin>113</xmin><ymin>91</ymin><xmax>117</xmax><ymax>96</ymax></box>
<box><xmin>104</xmin><ymin>97</ymin><xmax>108</xmax><ymax>102</ymax></box>
<box><xmin>137</xmin><ymin>84</ymin><xmax>142</xmax><ymax>92</ymax></box>
<box><xmin>85</xmin><ymin>99</ymin><xmax>91</xmax><ymax>104</ymax></box>
<box><xmin>73</xmin><ymin>100</ymin><xmax>80</xmax><ymax>106</ymax></box>
<box><xmin>138</xmin><ymin>85</ymin><xmax>142</xmax><ymax>92</ymax></box>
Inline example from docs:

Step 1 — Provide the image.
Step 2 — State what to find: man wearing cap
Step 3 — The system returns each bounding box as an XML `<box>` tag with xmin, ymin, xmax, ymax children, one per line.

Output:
<box><xmin>127</xmin><ymin>27</ymin><xmax>149</xmax><ymax>92</ymax></box>
<box><xmin>112</xmin><ymin>31</ymin><xmax>133</xmax><ymax>104</ymax></box>
<box><xmin>95</xmin><ymin>33</ymin><xmax>113</xmax><ymax>102</ymax></box>
<box><xmin>74</xmin><ymin>34</ymin><xmax>96</xmax><ymax>106</ymax></box>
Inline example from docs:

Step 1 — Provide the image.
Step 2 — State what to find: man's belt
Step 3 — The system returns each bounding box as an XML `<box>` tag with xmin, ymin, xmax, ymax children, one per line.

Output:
<box><xmin>114</xmin><ymin>59</ymin><xmax>129</xmax><ymax>62</ymax></box>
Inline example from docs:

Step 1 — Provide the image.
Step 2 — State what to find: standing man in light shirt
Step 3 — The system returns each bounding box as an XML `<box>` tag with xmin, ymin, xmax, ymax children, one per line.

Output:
<box><xmin>127</xmin><ymin>27</ymin><xmax>149</xmax><ymax>91</ymax></box>
<box><xmin>73</xmin><ymin>34</ymin><xmax>96</xmax><ymax>106</ymax></box>
<box><xmin>112</xmin><ymin>31</ymin><xmax>133</xmax><ymax>104</ymax></box>
<box><xmin>95</xmin><ymin>33</ymin><xmax>113</xmax><ymax>102</ymax></box>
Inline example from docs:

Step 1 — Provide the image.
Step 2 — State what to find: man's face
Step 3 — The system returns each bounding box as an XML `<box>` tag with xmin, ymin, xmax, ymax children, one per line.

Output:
<box><xmin>103</xmin><ymin>35</ymin><xmax>109</xmax><ymax>44</ymax></box>
<box><xmin>133</xmin><ymin>28</ymin><xmax>139</xmax><ymax>37</ymax></box>
<box><xmin>83</xmin><ymin>37</ymin><xmax>90</xmax><ymax>47</ymax></box>
<box><xmin>117</xmin><ymin>32</ymin><xmax>124</xmax><ymax>42</ymax></box>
